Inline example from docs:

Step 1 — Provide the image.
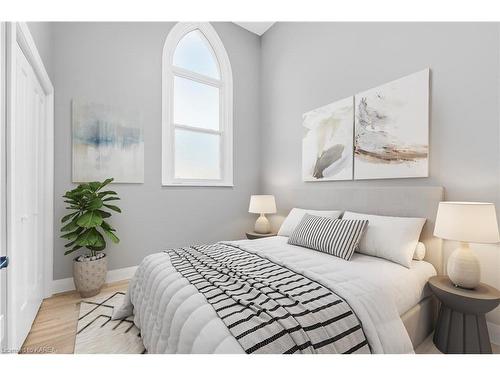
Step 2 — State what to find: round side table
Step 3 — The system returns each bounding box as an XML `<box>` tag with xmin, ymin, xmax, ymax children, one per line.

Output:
<box><xmin>429</xmin><ymin>276</ymin><xmax>500</xmax><ymax>354</ymax></box>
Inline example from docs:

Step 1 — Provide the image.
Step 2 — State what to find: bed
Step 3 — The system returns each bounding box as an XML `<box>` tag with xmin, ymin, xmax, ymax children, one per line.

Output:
<box><xmin>114</xmin><ymin>186</ymin><xmax>445</xmax><ymax>354</ymax></box>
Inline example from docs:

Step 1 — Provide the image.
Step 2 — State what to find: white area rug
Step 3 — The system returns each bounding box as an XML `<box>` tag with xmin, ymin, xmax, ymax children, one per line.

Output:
<box><xmin>75</xmin><ymin>290</ymin><xmax>145</xmax><ymax>354</ymax></box>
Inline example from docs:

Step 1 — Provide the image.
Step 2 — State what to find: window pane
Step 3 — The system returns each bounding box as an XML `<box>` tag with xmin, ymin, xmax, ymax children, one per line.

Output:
<box><xmin>174</xmin><ymin>128</ymin><xmax>220</xmax><ymax>179</ymax></box>
<box><xmin>174</xmin><ymin>76</ymin><xmax>219</xmax><ymax>131</ymax></box>
<box><xmin>173</xmin><ymin>30</ymin><xmax>220</xmax><ymax>79</ymax></box>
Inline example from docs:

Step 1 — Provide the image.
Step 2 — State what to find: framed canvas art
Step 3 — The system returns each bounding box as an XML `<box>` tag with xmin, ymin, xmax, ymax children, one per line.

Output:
<box><xmin>302</xmin><ymin>96</ymin><xmax>354</xmax><ymax>181</ymax></box>
<box><xmin>354</xmin><ymin>69</ymin><xmax>429</xmax><ymax>180</ymax></box>
<box><xmin>72</xmin><ymin>101</ymin><xmax>144</xmax><ymax>183</ymax></box>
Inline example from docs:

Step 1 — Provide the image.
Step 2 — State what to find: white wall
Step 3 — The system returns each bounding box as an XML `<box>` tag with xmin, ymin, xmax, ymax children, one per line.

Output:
<box><xmin>260</xmin><ymin>22</ymin><xmax>500</xmax><ymax>326</ymax></box>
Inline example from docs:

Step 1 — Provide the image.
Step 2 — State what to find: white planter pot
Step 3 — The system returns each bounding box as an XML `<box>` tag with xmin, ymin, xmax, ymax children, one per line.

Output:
<box><xmin>73</xmin><ymin>254</ymin><xmax>108</xmax><ymax>298</ymax></box>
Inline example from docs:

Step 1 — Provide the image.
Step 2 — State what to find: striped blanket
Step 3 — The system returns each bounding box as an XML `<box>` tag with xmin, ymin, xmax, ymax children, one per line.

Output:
<box><xmin>165</xmin><ymin>243</ymin><xmax>370</xmax><ymax>354</ymax></box>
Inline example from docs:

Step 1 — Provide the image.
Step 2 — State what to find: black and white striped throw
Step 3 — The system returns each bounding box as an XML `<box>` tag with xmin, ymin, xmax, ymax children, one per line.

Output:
<box><xmin>165</xmin><ymin>243</ymin><xmax>370</xmax><ymax>354</ymax></box>
<box><xmin>288</xmin><ymin>214</ymin><xmax>368</xmax><ymax>261</ymax></box>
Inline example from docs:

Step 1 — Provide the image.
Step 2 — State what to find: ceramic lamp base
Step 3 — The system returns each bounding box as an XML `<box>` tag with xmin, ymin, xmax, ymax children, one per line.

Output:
<box><xmin>254</xmin><ymin>214</ymin><xmax>271</xmax><ymax>234</ymax></box>
<box><xmin>447</xmin><ymin>242</ymin><xmax>480</xmax><ymax>289</ymax></box>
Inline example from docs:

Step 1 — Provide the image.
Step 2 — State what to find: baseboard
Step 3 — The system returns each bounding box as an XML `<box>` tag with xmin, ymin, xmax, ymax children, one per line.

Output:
<box><xmin>51</xmin><ymin>265</ymin><xmax>138</xmax><ymax>295</ymax></box>
<box><xmin>51</xmin><ymin>277</ymin><xmax>76</xmax><ymax>294</ymax></box>
<box><xmin>488</xmin><ymin>321</ymin><xmax>500</xmax><ymax>345</ymax></box>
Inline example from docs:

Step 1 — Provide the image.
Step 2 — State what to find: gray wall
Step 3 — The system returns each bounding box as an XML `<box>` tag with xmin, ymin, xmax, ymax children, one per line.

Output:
<box><xmin>260</xmin><ymin>22</ymin><xmax>500</xmax><ymax>324</ymax></box>
<box><xmin>52</xmin><ymin>22</ymin><xmax>261</xmax><ymax>279</ymax></box>
<box><xmin>261</xmin><ymin>22</ymin><xmax>499</xmax><ymax>209</ymax></box>
<box><xmin>27</xmin><ymin>22</ymin><xmax>53</xmax><ymax>80</ymax></box>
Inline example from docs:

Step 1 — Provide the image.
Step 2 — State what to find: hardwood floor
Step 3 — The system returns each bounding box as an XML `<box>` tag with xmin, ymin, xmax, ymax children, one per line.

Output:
<box><xmin>21</xmin><ymin>279</ymin><xmax>129</xmax><ymax>354</ymax></box>
<box><xmin>20</xmin><ymin>278</ymin><xmax>499</xmax><ymax>354</ymax></box>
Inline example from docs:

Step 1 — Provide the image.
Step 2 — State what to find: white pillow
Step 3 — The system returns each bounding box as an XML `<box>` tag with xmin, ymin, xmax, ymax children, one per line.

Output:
<box><xmin>342</xmin><ymin>211</ymin><xmax>426</xmax><ymax>268</ymax></box>
<box><xmin>413</xmin><ymin>242</ymin><xmax>426</xmax><ymax>261</ymax></box>
<box><xmin>278</xmin><ymin>208</ymin><xmax>342</xmax><ymax>237</ymax></box>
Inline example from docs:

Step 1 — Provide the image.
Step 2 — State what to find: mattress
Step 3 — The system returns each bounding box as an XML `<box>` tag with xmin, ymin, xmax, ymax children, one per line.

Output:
<box><xmin>115</xmin><ymin>236</ymin><xmax>436</xmax><ymax>354</ymax></box>
<box><xmin>234</xmin><ymin>236</ymin><xmax>437</xmax><ymax>316</ymax></box>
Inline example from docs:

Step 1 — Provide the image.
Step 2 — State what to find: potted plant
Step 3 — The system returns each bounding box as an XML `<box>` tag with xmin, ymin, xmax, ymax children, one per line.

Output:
<box><xmin>61</xmin><ymin>178</ymin><xmax>121</xmax><ymax>297</ymax></box>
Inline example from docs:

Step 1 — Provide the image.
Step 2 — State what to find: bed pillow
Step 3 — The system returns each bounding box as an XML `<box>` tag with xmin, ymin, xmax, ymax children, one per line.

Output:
<box><xmin>277</xmin><ymin>208</ymin><xmax>342</xmax><ymax>237</ymax></box>
<box><xmin>342</xmin><ymin>211</ymin><xmax>426</xmax><ymax>268</ymax></box>
<box><xmin>413</xmin><ymin>242</ymin><xmax>426</xmax><ymax>261</ymax></box>
<box><xmin>288</xmin><ymin>214</ymin><xmax>368</xmax><ymax>261</ymax></box>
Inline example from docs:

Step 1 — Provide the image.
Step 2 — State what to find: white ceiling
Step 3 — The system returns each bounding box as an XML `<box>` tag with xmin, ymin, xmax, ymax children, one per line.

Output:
<box><xmin>233</xmin><ymin>22</ymin><xmax>275</xmax><ymax>36</ymax></box>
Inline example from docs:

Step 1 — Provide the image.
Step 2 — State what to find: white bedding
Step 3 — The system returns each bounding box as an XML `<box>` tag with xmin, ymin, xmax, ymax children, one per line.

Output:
<box><xmin>114</xmin><ymin>236</ymin><xmax>436</xmax><ymax>354</ymax></box>
<box><xmin>242</xmin><ymin>236</ymin><xmax>436</xmax><ymax>316</ymax></box>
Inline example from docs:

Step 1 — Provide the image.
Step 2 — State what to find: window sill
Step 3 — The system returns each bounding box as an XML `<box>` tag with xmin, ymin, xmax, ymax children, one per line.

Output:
<box><xmin>162</xmin><ymin>182</ymin><xmax>234</xmax><ymax>187</ymax></box>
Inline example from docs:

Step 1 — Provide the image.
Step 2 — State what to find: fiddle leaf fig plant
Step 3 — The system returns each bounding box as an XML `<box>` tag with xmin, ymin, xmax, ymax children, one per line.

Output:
<box><xmin>61</xmin><ymin>178</ymin><xmax>121</xmax><ymax>256</ymax></box>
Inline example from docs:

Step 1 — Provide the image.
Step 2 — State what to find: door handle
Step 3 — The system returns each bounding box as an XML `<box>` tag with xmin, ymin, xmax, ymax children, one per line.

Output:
<box><xmin>0</xmin><ymin>256</ymin><xmax>8</xmax><ymax>270</ymax></box>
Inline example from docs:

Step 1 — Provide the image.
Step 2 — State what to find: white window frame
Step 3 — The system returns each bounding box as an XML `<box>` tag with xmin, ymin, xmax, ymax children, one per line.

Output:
<box><xmin>162</xmin><ymin>22</ymin><xmax>233</xmax><ymax>186</ymax></box>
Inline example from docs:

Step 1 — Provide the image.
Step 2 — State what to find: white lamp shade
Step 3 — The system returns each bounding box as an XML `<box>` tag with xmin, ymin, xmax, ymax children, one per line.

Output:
<box><xmin>434</xmin><ymin>202</ymin><xmax>500</xmax><ymax>243</ymax></box>
<box><xmin>248</xmin><ymin>195</ymin><xmax>276</xmax><ymax>214</ymax></box>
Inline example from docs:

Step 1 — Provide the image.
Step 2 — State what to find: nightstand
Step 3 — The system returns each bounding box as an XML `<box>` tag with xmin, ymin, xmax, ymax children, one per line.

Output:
<box><xmin>245</xmin><ymin>231</ymin><xmax>277</xmax><ymax>240</ymax></box>
<box><xmin>429</xmin><ymin>275</ymin><xmax>500</xmax><ymax>354</ymax></box>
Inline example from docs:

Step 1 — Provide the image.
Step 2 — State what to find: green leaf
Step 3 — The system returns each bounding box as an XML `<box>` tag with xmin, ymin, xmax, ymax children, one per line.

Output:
<box><xmin>98</xmin><ymin>178</ymin><xmax>114</xmax><ymax>191</ymax></box>
<box><xmin>88</xmin><ymin>182</ymin><xmax>101</xmax><ymax>191</ymax></box>
<box><xmin>64</xmin><ymin>245</ymin><xmax>82</xmax><ymax>255</ymax></box>
<box><xmin>103</xmin><ymin>204</ymin><xmax>121</xmax><ymax>213</ymax></box>
<box><xmin>71</xmin><ymin>189</ymin><xmax>92</xmax><ymax>200</ymax></box>
<box><xmin>61</xmin><ymin>211</ymin><xmax>78</xmax><ymax>223</ymax></box>
<box><xmin>102</xmin><ymin>196</ymin><xmax>120</xmax><ymax>202</ymax></box>
<box><xmin>88</xmin><ymin>244</ymin><xmax>105</xmax><ymax>252</ymax></box>
<box><xmin>103</xmin><ymin>228</ymin><xmax>119</xmax><ymax>243</ymax></box>
<box><xmin>98</xmin><ymin>190</ymin><xmax>117</xmax><ymax>198</ymax></box>
<box><xmin>64</xmin><ymin>240</ymin><xmax>76</xmax><ymax>248</ymax></box>
<box><xmin>76</xmin><ymin>228</ymin><xmax>106</xmax><ymax>249</ymax></box>
<box><xmin>97</xmin><ymin>210</ymin><xmax>112</xmax><ymax>218</ymax></box>
<box><xmin>60</xmin><ymin>228</ymin><xmax>83</xmax><ymax>240</ymax></box>
<box><xmin>86</xmin><ymin>197</ymin><xmax>103</xmax><ymax>210</ymax></box>
<box><xmin>94</xmin><ymin>230</ymin><xmax>106</xmax><ymax>247</ymax></box>
<box><xmin>76</xmin><ymin>229</ymin><xmax>98</xmax><ymax>247</ymax></box>
<box><xmin>101</xmin><ymin>221</ymin><xmax>114</xmax><ymax>231</ymax></box>
<box><xmin>61</xmin><ymin>218</ymin><xmax>79</xmax><ymax>232</ymax></box>
<box><xmin>76</xmin><ymin>210</ymin><xmax>103</xmax><ymax>228</ymax></box>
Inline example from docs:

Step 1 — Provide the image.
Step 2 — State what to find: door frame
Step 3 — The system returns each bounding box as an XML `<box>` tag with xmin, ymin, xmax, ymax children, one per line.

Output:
<box><xmin>5</xmin><ymin>22</ymin><xmax>54</xmax><ymax>349</ymax></box>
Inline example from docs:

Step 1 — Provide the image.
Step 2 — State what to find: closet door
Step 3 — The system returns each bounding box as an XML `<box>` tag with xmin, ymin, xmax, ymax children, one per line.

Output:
<box><xmin>9</xmin><ymin>42</ymin><xmax>45</xmax><ymax>350</ymax></box>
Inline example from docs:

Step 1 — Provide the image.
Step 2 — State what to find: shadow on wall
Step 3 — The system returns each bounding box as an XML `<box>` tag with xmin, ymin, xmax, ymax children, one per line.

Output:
<box><xmin>269</xmin><ymin>215</ymin><xmax>286</xmax><ymax>233</ymax></box>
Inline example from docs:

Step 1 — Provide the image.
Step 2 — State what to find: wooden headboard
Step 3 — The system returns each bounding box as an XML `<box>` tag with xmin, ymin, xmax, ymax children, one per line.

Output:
<box><xmin>271</xmin><ymin>186</ymin><xmax>445</xmax><ymax>273</ymax></box>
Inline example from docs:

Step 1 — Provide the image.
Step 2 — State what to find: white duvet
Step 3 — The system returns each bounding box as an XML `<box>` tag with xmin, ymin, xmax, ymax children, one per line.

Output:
<box><xmin>113</xmin><ymin>236</ymin><xmax>436</xmax><ymax>354</ymax></box>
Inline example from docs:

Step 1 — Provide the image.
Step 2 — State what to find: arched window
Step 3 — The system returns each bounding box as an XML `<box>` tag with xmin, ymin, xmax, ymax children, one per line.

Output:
<box><xmin>162</xmin><ymin>22</ymin><xmax>233</xmax><ymax>186</ymax></box>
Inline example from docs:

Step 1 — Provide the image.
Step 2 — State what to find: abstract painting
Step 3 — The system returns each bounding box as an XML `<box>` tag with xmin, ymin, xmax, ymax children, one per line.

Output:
<box><xmin>354</xmin><ymin>69</ymin><xmax>429</xmax><ymax>180</ymax></box>
<box><xmin>72</xmin><ymin>101</ymin><xmax>144</xmax><ymax>183</ymax></box>
<box><xmin>302</xmin><ymin>96</ymin><xmax>354</xmax><ymax>181</ymax></box>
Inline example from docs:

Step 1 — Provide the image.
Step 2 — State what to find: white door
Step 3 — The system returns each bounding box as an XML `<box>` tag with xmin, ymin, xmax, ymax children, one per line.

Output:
<box><xmin>0</xmin><ymin>21</ymin><xmax>7</xmax><ymax>354</ymax></box>
<box><xmin>7</xmin><ymin>41</ymin><xmax>46</xmax><ymax>351</ymax></box>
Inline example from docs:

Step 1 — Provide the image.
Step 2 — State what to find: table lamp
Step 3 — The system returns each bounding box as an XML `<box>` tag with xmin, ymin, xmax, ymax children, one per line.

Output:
<box><xmin>434</xmin><ymin>202</ymin><xmax>500</xmax><ymax>289</ymax></box>
<box><xmin>248</xmin><ymin>195</ymin><xmax>276</xmax><ymax>234</ymax></box>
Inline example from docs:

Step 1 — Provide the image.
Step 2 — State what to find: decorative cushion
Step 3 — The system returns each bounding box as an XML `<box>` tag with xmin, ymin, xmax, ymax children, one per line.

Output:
<box><xmin>277</xmin><ymin>208</ymin><xmax>342</xmax><ymax>237</ymax></box>
<box><xmin>342</xmin><ymin>211</ymin><xmax>426</xmax><ymax>268</ymax></box>
<box><xmin>288</xmin><ymin>214</ymin><xmax>368</xmax><ymax>261</ymax></box>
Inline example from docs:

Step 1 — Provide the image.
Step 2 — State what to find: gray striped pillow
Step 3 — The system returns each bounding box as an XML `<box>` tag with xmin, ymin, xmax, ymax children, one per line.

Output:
<box><xmin>288</xmin><ymin>214</ymin><xmax>368</xmax><ymax>260</ymax></box>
